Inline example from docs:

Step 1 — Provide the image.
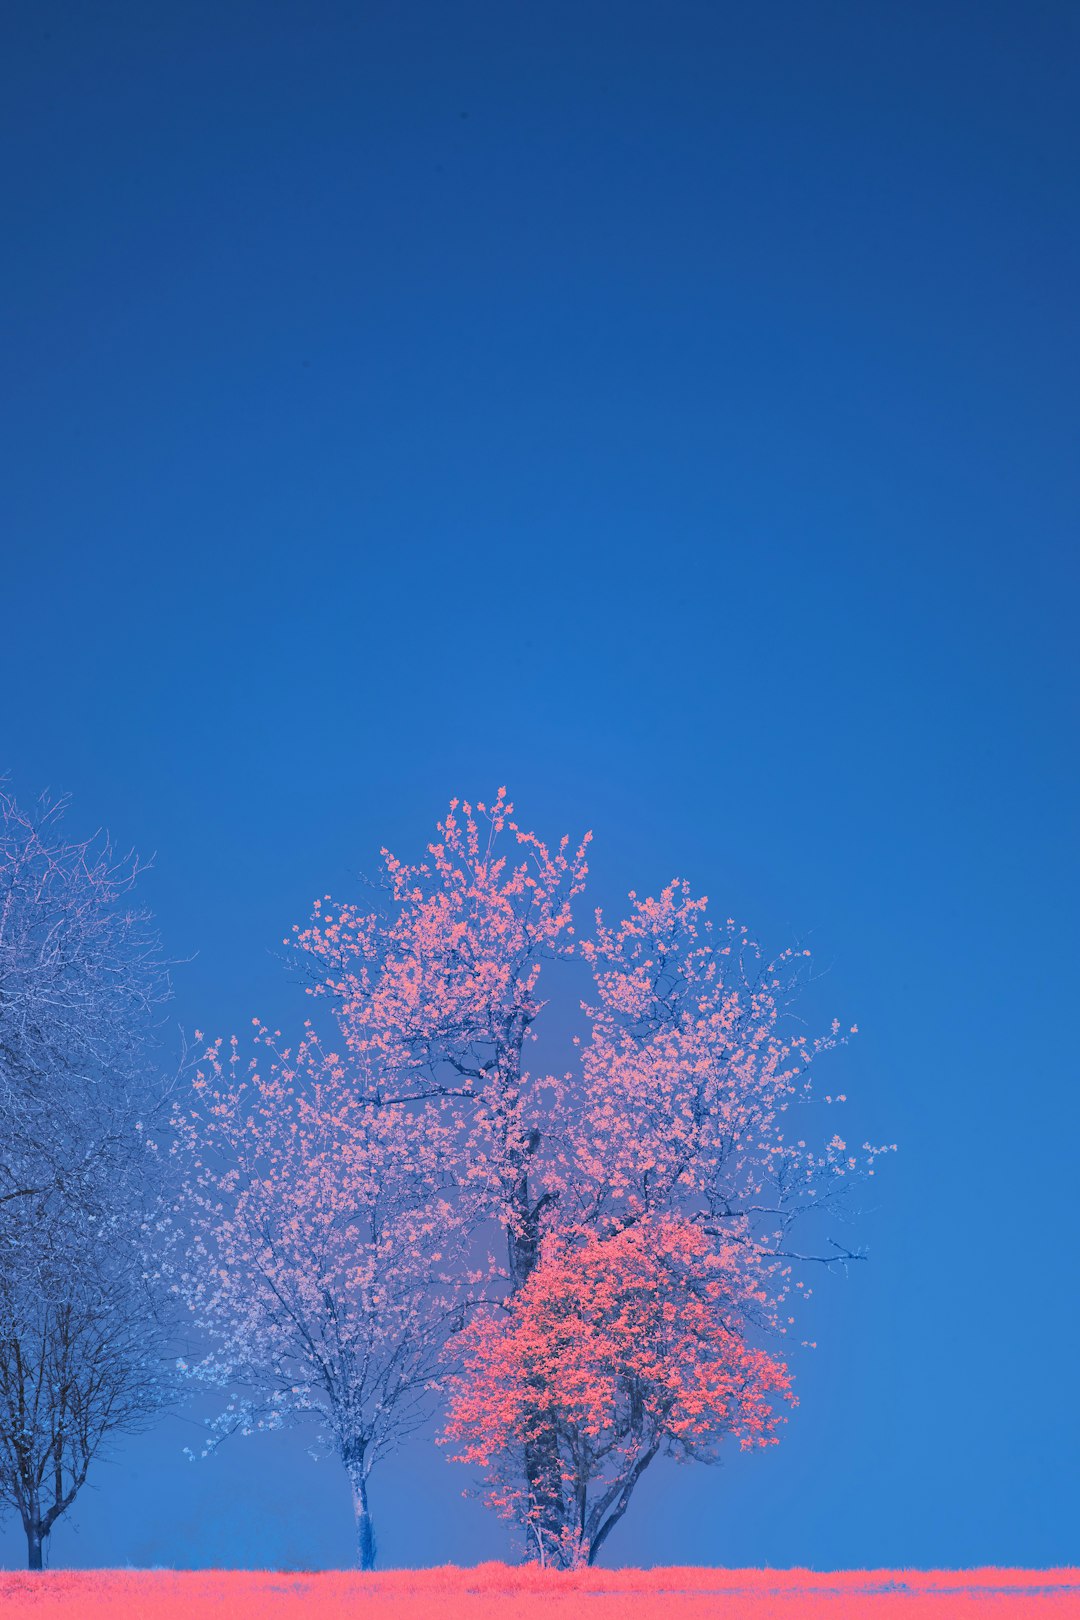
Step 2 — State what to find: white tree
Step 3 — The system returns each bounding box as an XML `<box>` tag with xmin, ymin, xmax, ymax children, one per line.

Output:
<box><xmin>170</xmin><ymin>1028</ymin><xmax>476</xmax><ymax>1569</ymax></box>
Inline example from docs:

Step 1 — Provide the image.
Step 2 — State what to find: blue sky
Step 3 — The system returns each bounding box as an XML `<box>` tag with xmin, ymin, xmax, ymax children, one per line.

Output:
<box><xmin>2</xmin><ymin>0</ymin><xmax>1078</xmax><ymax>1572</ymax></box>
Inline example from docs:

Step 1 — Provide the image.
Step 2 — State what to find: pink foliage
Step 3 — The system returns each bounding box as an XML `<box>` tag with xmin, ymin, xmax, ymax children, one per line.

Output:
<box><xmin>290</xmin><ymin>791</ymin><xmax>592</xmax><ymax>1250</ymax></box>
<box><xmin>445</xmin><ymin>1218</ymin><xmax>795</xmax><ymax>1567</ymax></box>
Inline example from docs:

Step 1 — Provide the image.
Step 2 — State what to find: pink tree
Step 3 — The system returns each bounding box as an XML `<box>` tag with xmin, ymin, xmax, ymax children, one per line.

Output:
<box><xmin>288</xmin><ymin>792</ymin><xmax>890</xmax><ymax>1562</ymax></box>
<box><xmin>291</xmin><ymin>791</ymin><xmax>597</xmax><ymax>1294</ymax></box>
<box><xmin>170</xmin><ymin>1027</ymin><xmax>470</xmax><ymax>1569</ymax></box>
<box><xmin>443</xmin><ymin>1217</ymin><xmax>795</xmax><ymax>1568</ymax></box>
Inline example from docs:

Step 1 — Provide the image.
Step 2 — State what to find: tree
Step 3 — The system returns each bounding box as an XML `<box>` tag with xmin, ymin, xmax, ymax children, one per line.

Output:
<box><xmin>170</xmin><ymin>1027</ymin><xmax>473</xmax><ymax>1569</ymax></box>
<box><xmin>0</xmin><ymin>1176</ymin><xmax>168</xmax><ymax>1568</ymax></box>
<box><xmin>0</xmin><ymin>788</ymin><xmax>175</xmax><ymax>1568</ymax></box>
<box><xmin>290</xmin><ymin>791</ymin><xmax>890</xmax><ymax>1564</ymax></box>
<box><xmin>444</xmin><ymin>1217</ymin><xmax>795</xmax><ymax>1568</ymax></box>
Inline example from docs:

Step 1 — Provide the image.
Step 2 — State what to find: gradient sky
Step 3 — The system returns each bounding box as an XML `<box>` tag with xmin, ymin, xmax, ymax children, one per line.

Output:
<box><xmin>2</xmin><ymin>0</ymin><xmax>1078</xmax><ymax>1574</ymax></box>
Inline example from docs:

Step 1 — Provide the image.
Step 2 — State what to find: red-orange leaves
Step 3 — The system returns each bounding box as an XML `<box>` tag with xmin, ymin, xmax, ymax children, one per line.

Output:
<box><xmin>444</xmin><ymin>1218</ymin><xmax>793</xmax><ymax>1568</ymax></box>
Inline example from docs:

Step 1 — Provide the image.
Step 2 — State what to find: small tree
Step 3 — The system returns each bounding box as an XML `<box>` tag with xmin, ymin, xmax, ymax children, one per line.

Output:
<box><xmin>444</xmin><ymin>1218</ymin><xmax>794</xmax><ymax>1568</ymax></box>
<box><xmin>171</xmin><ymin>1028</ymin><xmax>472</xmax><ymax>1569</ymax></box>
<box><xmin>0</xmin><ymin>788</ymin><xmax>174</xmax><ymax>1569</ymax></box>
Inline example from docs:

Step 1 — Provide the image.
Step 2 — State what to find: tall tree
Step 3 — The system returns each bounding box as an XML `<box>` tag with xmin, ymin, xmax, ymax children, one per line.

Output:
<box><xmin>170</xmin><ymin>1028</ymin><xmax>473</xmax><ymax>1569</ymax></box>
<box><xmin>0</xmin><ymin>789</ymin><xmax>175</xmax><ymax>1568</ymax></box>
<box><xmin>290</xmin><ymin>792</ymin><xmax>890</xmax><ymax>1563</ymax></box>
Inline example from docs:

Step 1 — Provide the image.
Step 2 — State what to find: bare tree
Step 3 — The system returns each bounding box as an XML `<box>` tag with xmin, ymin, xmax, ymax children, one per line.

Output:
<box><xmin>0</xmin><ymin>788</ymin><xmax>176</xmax><ymax>1568</ymax></box>
<box><xmin>0</xmin><ymin>1187</ymin><xmax>170</xmax><ymax>1566</ymax></box>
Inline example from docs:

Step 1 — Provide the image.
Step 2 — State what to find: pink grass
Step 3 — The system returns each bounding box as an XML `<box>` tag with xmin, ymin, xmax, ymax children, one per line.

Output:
<box><xmin>0</xmin><ymin>1566</ymin><xmax>1077</xmax><ymax>1619</ymax></box>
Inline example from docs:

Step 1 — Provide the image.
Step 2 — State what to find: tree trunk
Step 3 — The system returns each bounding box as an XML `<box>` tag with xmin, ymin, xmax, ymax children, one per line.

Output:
<box><xmin>26</xmin><ymin>1522</ymin><xmax>44</xmax><ymax>1571</ymax></box>
<box><xmin>499</xmin><ymin>1023</ymin><xmax>566</xmax><ymax>1564</ymax></box>
<box><xmin>509</xmin><ymin>1198</ymin><xmax>566</xmax><ymax>1562</ymax></box>
<box><xmin>586</xmin><ymin>1440</ymin><xmax>661</xmax><ymax>1566</ymax></box>
<box><xmin>345</xmin><ymin>1455</ymin><xmax>376</xmax><ymax>1572</ymax></box>
<box><xmin>523</xmin><ymin>1422</ymin><xmax>565</xmax><ymax>1563</ymax></box>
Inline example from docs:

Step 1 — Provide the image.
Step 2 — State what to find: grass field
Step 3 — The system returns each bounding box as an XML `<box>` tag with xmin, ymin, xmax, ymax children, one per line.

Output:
<box><xmin>0</xmin><ymin>1567</ymin><xmax>1076</xmax><ymax>1618</ymax></box>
